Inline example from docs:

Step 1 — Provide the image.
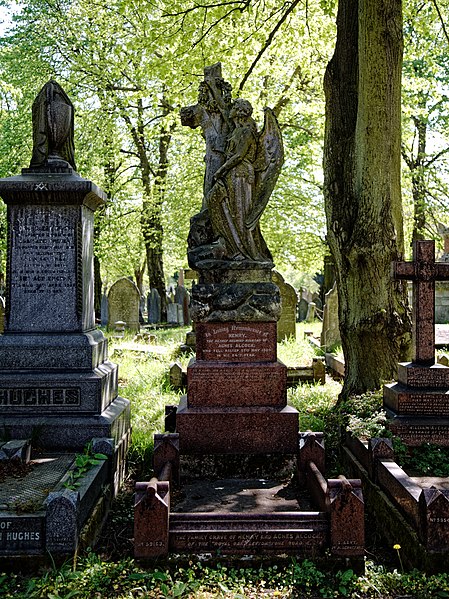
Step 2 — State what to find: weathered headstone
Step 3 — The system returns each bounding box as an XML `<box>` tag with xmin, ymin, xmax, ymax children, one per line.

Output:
<box><xmin>306</xmin><ymin>302</ymin><xmax>316</xmax><ymax>322</ymax></box>
<box><xmin>0</xmin><ymin>81</ymin><xmax>130</xmax><ymax>560</ymax></box>
<box><xmin>167</xmin><ymin>303</ymin><xmax>178</xmax><ymax>324</ymax></box>
<box><xmin>320</xmin><ymin>283</ymin><xmax>340</xmax><ymax>349</ymax></box>
<box><xmin>385</xmin><ymin>240</ymin><xmax>449</xmax><ymax>445</ymax></box>
<box><xmin>298</xmin><ymin>297</ymin><xmax>309</xmax><ymax>322</ymax></box>
<box><xmin>108</xmin><ymin>278</ymin><xmax>140</xmax><ymax>333</ymax></box>
<box><xmin>147</xmin><ymin>288</ymin><xmax>161</xmax><ymax>324</ymax></box>
<box><xmin>436</xmin><ymin>224</ymin><xmax>449</xmax><ymax>324</ymax></box>
<box><xmin>272</xmin><ymin>271</ymin><xmax>296</xmax><ymax>342</ymax></box>
<box><xmin>175</xmin><ymin>285</ymin><xmax>190</xmax><ymax>325</ymax></box>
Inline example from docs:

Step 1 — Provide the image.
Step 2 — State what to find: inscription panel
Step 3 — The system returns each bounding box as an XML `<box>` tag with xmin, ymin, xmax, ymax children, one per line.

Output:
<box><xmin>187</xmin><ymin>362</ymin><xmax>286</xmax><ymax>407</ymax></box>
<box><xmin>170</xmin><ymin>529</ymin><xmax>327</xmax><ymax>553</ymax></box>
<box><xmin>0</xmin><ymin>517</ymin><xmax>44</xmax><ymax>553</ymax></box>
<box><xmin>8</xmin><ymin>205</ymin><xmax>79</xmax><ymax>332</ymax></box>
<box><xmin>384</xmin><ymin>385</ymin><xmax>449</xmax><ymax>416</ymax></box>
<box><xmin>398</xmin><ymin>363</ymin><xmax>449</xmax><ymax>388</ymax></box>
<box><xmin>389</xmin><ymin>422</ymin><xmax>449</xmax><ymax>446</ymax></box>
<box><xmin>196</xmin><ymin>322</ymin><xmax>277</xmax><ymax>362</ymax></box>
<box><xmin>0</xmin><ymin>388</ymin><xmax>81</xmax><ymax>407</ymax></box>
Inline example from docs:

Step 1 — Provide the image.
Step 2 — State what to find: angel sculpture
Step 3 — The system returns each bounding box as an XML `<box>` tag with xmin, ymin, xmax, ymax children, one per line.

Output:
<box><xmin>206</xmin><ymin>98</ymin><xmax>283</xmax><ymax>263</ymax></box>
<box><xmin>181</xmin><ymin>65</ymin><xmax>283</xmax><ymax>267</ymax></box>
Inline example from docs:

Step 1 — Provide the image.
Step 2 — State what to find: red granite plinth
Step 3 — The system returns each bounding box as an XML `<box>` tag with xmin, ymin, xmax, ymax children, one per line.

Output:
<box><xmin>397</xmin><ymin>362</ymin><xmax>449</xmax><ymax>389</ymax></box>
<box><xmin>187</xmin><ymin>360</ymin><xmax>287</xmax><ymax>407</ymax></box>
<box><xmin>176</xmin><ymin>396</ymin><xmax>299</xmax><ymax>454</ymax></box>
<box><xmin>387</xmin><ymin>415</ymin><xmax>449</xmax><ymax>447</ymax></box>
<box><xmin>384</xmin><ymin>383</ymin><xmax>449</xmax><ymax>417</ymax></box>
<box><xmin>196</xmin><ymin>322</ymin><xmax>277</xmax><ymax>362</ymax></box>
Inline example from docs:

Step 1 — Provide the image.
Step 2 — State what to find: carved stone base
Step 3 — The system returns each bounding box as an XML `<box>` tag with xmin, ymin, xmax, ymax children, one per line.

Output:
<box><xmin>190</xmin><ymin>282</ymin><xmax>281</xmax><ymax>322</ymax></box>
<box><xmin>176</xmin><ymin>396</ymin><xmax>299</xmax><ymax>454</ymax></box>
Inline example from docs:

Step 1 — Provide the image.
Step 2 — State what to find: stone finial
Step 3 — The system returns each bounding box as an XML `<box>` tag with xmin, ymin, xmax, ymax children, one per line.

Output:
<box><xmin>29</xmin><ymin>80</ymin><xmax>76</xmax><ymax>172</ymax></box>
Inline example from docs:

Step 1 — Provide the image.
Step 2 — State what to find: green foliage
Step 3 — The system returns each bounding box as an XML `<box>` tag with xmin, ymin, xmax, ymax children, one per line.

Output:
<box><xmin>63</xmin><ymin>442</ymin><xmax>108</xmax><ymax>490</ymax></box>
<box><xmin>6</xmin><ymin>555</ymin><xmax>449</xmax><ymax>597</ymax></box>
<box><xmin>393</xmin><ymin>440</ymin><xmax>449</xmax><ymax>477</ymax></box>
<box><xmin>343</xmin><ymin>392</ymin><xmax>388</xmax><ymax>440</ymax></box>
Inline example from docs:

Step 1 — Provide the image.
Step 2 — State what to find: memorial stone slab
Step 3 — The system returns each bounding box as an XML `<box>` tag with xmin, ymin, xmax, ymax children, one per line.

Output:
<box><xmin>108</xmin><ymin>278</ymin><xmax>140</xmax><ymax>333</ymax></box>
<box><xmin>320</xmin><ymin>283</ymin><xmax>340</xmax><ymax>349</ymax></box>
<box><xmin>167</xmin><ymin>303</ymin><xmax>178</xmax><ymax>324</ymax></box>
<box><xmin>272</xmin><ymin>271</ymin><xmax>296</xmax><ymax>342</ymax></box>
<box><xmin>298</xmin><ymin>297</ymin><xmax>309</xmax><ymax>322</ymax></box>
<box><xmin>147</xmin><ymin>288</ymin><xmax>161</xmax><ymax>324</ymax></box>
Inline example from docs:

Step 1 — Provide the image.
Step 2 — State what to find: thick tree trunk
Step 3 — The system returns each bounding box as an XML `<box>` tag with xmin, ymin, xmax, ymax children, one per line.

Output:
<box><xmin>324</xmin><ymin>0</ymin><xmax>411</xmax><ymax>398</ymax></box>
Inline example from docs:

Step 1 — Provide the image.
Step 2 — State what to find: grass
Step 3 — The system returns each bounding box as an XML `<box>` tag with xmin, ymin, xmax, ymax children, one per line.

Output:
<box><xmin>4</xmin><ymin>323</ymin><xmax>449</xmax><ymax>597</ymax></box>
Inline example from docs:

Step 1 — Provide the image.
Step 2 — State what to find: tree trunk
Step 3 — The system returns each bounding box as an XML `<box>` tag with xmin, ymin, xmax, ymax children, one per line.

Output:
<box><xmin>141</xmin><ymin>123</ymin><xmax>171</xmax><ymax>322</ymax></box>
<box><xmin>324</xmin><ymin>0</ymin><xmax>411</xmax><ymax>399</ymax></box>
<box><xmin>411</xmin><ymin>117</ymin><xmax>427</xmax><ymax>241</ymax></box>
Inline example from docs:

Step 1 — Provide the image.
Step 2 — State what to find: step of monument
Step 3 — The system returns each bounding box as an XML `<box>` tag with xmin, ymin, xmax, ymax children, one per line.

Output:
<box><xmin>176</xmin><ymin>399</ymin><xmax>299</xmax><ymax>454</ymax></box>
<box><xmin>169</xmin><ymin>512</ymin><xmax>327</xmax><ymax>554</ymax></box>
<box><xmin>0</xmin><ymin>362</ymin><xmax>119</xmax><ymax>414</ymax></box>
<box><xmin>187</xmin><ymin>360</ymin><xmax>287</xmax><ymax>407</ymax></box>
<box><xmin>386</xmin><ymin>409</ymin><xmax>449</xmax><ymax>446</ymax></box>
<box><xmin>384</xmin><ymin>383</ymin><xmax>449</xmax><ymax>416</ymax></box>
<box><xmin>397</xmin><ymin>362</ymin><xmax>449</xmax><ymax>388</ymax></box>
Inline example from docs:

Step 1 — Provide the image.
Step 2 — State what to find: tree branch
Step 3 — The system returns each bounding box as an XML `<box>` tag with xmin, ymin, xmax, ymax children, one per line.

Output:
<box><xmin>238</xmin><ymin>0</ymin><xmax>301</xmax><ymax>91</ymax></box>
<box><xmin>431</xmin><ymin>0</ymin><xmax>449</xmax><ymax>45</ymax></box>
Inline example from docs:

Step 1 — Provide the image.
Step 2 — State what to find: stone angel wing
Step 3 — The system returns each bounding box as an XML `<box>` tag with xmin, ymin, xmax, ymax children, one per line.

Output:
<box><xmin>245</xmin><ymin>107</ymin><xmax>284</xmax><ymax>231</ymax></box>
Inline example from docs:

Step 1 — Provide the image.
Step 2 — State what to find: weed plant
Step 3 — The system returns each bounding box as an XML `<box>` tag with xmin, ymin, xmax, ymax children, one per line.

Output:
<box><xmin>4</xmin><ymin>554</ymin><xmax>449</xmax><ymax>598</ymax></box>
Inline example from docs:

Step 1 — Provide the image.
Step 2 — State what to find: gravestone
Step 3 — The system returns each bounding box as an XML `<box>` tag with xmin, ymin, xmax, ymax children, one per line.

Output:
<box><xmin>167</xmin><ymin>303</ymin><xmax>178</xmax><ymax>324</ymax></box>
<box><xmin>298</xmin><ymin>297</ymin><xmax>309</xmax><ymax>322</ymax></box>
<box><xmin>0</xmin><ymin>81</ymin><xmax>130</xmax><ymax>559</ymax></box>
<box><xmin>272</xmin><ymin>271</ymin><xmax>296</xmax><ymax>342</ymax></box>
<box><xmin>320</xmin><ymin>283</ymin><xmax>340</xmax><ymax>349</ymax></box>
<box><xmin>175</xmin><ymin>285</ymin><xmax>190</xmax><ymax>326</ymax></box>
<box><xmin>435</xmin><ymin>224</ymin><xmax>449</xmax><ymax>324</ymax></box>
<box><xmin>147</xmin><ymin>288</ymin><xmax>161</xmax><ymax>324</ymax></box>
<box><xmin>0</xmin><ymin>296</ymin><xmax>4</xmax><ymax>334</ymax></box>
<box><xmin>385</xmin><ymin>240</ymin><xmax>449</xmax><ymax>445</ymax></box>
<box><xmin>108</xmin><ymin>277</ymin><xmax>140</xmax><ymax>332</ymax></box>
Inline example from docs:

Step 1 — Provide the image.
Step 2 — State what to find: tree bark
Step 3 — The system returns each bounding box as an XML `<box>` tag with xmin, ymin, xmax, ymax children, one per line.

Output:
<box><xmin>324</xmin><ymin>0</ymin><xmax>411</xmax><ymax>399</ymax></box>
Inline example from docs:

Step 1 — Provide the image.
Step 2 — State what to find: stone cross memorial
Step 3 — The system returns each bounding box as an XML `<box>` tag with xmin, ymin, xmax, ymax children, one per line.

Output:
<box><xmin>385</xmin><ymin>239</ymin><xmax>449</xmax><ymax>445</ymax></box>
<box><xmin>0</xmin><ymin>81</ymin><xmax>130</xmax><ymax>560</ymax></box>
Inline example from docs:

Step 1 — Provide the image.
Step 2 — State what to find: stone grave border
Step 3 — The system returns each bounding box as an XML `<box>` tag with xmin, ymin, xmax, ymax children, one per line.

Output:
<box><xmin>343</xmin><ymin>434</ymin><xmax>449</xmax><ymax>571</ymax></box>
<box><xmin>0</xmin><ymin>437</ymin><xmax>120</xmax><ymax>565</ymax></box>
<box><xmin>134</xmin><ymin>432</ymin><xmax>365</xmax><ymax>567</ymax></box>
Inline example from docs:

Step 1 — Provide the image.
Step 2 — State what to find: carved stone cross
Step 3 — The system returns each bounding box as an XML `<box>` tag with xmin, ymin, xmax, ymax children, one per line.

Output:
<box><xmin>394</xmin><ymin>240</ymin><xmax>449</xmax><ymax>365</ymax></box>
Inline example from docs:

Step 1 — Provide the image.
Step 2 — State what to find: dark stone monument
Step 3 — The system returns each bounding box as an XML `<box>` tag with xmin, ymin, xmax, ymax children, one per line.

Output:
<box><xmin>385</xmin><ymin>240</ymin><xmax>449</xmax><ymax>445</ymax></box>
<box><xmin>297</xmin><ymin>296</ymin><xmax>309</xmax><ymax>322</ymax></box>
<box><xmin>175</xmin><ymin>284</ymin><xmax>190</xmax><ymax>326</ymax></box>
<box><xmin>147</xmin><ymin>288</ymin><xmax>161</xmax><ymax>324</ymax></box>
<box><xmin>0</xmin><ymin>81</ymin><xmax>130</xmax><ymax>560</ymax></box>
